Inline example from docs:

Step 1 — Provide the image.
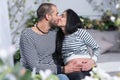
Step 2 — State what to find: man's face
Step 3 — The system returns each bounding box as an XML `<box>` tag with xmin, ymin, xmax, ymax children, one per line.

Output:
<box><xmin>49</xmin><ymin>6</ymin><xmax>59</xmax><ymax>27</ymax></box>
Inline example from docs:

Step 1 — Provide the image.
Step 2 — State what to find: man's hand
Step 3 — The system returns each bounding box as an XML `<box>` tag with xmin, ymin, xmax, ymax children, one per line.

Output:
<box><xmin>64</xmin><ymin>60</ymin><xmax>82</xmax><ymax>74</ymax></box>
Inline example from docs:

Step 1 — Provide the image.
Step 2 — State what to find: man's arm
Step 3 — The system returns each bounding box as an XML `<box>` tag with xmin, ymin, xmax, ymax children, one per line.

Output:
<box><xmin>61</xmin><ymin>59</ymin><xmax>83</xmax><ymax>74</ymax></box>
<box><xmin>20</xmin><ymin>33</ymin><xmax>41</xmax><ymax>72</ymax></box>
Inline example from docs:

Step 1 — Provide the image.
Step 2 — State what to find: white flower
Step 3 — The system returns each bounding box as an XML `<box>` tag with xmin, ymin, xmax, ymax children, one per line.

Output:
<box><xmin>5</xmin><ymin>74</ymin><xmax>16</xmax><ymax>80</ymax></box>
<box><xmin>116</xmin><ymin>4</ymin><xmax>120</xmax><ymax>9</ymax></box>
<box><xmin>80</xmin><ymin>18</ymin><xmax>84</xmax><ymax>22</ymax></box>
<box><xmin>0</xmin><ymin>65</ymin><xmax>8</xmax><ymax>73</ymax></box>
<box><xmin>0</xmin><ymin>49</ymin><xmax>8</xmax><ymax>60</ymax></box>
<box><xmin>95</xmin><ymin>67</ymin><xmax>111</xmax><ymax>80</ymax></box>
<box><xmin>115</xmin><ymin>18</ymin><xmax>120</xmax><ymax>26</ymax></box>
<box><xmin>92</xmin><ymin>67</ymin><xmax>97</xmax><ymax>72</ymax></box>
<box><xmin>112</xmin><ymin>76</ymin><xmax>120</xmax><ymax>80</ymax></box>
<box><xmin>110</xmin><ymin>16</ymin><xmax>116</xmax><ymax>22</ymax></box>
<box><xmin>8</xmin><ymin>45</ymin><xmax>16</xmax><ymax>55</ymax></box>
<box><xmin>32</xmin><ymin>67</ymin><xmax>36</xmax><ymax>78</ymax></box>
<box><xmin>39</xmin><ymin>69</ymin><xmax>52</xmax><ymax>80</ymax></box>
<box><xmin>0</xmin><ymin>45</ymin><xmax>16</xmax><ymax>60</ymax></box>
<box><xmin>83</xmin><ymin>76</ymin><xmax>95</xmax><ymax>80</ymax></box>
<box><xmin>11</xmin><ymin>2</ymin><xmax>14</xmax><ymax>6</ymax></box>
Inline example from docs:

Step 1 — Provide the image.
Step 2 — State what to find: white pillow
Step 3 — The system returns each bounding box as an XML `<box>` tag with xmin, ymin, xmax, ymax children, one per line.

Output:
<box><xmin>88</xmin><ymin>29</ymin><xmax>114</xmax><ymax>54</ymax></box>
<box><xmin>95</xmin><ymin>38</ymin><xmax>114</xmax><ymax>54</ymax></box>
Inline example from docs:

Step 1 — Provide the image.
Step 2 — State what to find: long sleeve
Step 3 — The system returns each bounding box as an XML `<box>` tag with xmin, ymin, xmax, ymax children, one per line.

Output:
<box><xmin>79</xmin><ymin>29</ymin><xmax>101</xmax><ymax>61</ymax></box>
<box><xmin>62</xmin><ymin>29</ymin><xmax>101</xmax><ymax>63</ymax></box>
<box><xmin>19</xmin><ymin>29</ymin><xmax>57</xmax><ymax>74</ymax></box>
<box><xmin>20</xmin><ymin>33</ymin><xmax>40</xmax><ymax>72</ymax></box>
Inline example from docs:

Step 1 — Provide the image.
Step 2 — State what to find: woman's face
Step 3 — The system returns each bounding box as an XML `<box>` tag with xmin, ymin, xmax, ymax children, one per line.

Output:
<box><xmin>58</xmin><ymin>12</ymin><xmax>67</xmax><ymax>27</ymax></box>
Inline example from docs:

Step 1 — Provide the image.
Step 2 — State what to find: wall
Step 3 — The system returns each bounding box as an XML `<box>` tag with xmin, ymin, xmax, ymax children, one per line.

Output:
<box><xmin>44</xmin><ymin>0</ymin><xmax>103</xmax><ymax>19</ymax></box>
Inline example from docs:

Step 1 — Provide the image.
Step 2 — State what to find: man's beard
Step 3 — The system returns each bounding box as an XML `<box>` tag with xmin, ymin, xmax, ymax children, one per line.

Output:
<box><xmin>49</xmin><ymin>22</ymin><xmax>58</xmax><ymax>30</ymax></box>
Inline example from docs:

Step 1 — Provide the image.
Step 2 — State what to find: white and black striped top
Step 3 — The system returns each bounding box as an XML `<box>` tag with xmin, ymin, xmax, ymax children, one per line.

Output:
<box><xmin>62</xmin><ymin>29</ymin><xmax>101</xmax><ymax>64</ymax></box>
<box><xmin>19</xmin><ymin>28</ymin><xmax>57</xmax><ymax>74</ymax></box>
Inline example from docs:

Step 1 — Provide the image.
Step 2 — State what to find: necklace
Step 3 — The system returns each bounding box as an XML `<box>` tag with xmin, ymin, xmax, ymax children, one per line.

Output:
<box><xmin>35</xmin><ymin>23</ymin><xmax>48</xmax><ymax>34</ymax></box>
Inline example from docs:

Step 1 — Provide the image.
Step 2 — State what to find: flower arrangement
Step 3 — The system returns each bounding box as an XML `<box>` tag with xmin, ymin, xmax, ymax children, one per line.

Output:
<box><xmin>110</xmin><ymin>1</ymin><xmax>120</xmax><ymax>31</ymax></box>
<box><xmin>82</xmin><ymin>67</ymin><xmax>120</xmax><ymax>80</ymax></box>
<box><xmin>25</xmin><ymin>11</ymin><xmax>38</xmax><ymax>28</ymax></box>
<box><xmin>80</xmin><ymin>13</ymin><xmax>118</xmax><ymax>31</ymax></box>
<box><xmin>1</xmin><ymin>46</ymin><xmax>120</xmax><ymax>80</ymax></box>
<box><xmin>0</xmin><ymin>46</ymin><xmax>59</xmax><ymax>80</ymax></box>
<box><xmin>83</xmin><ymin>0</ymin><xmax>120</xmax><ymax>31</ymax></box>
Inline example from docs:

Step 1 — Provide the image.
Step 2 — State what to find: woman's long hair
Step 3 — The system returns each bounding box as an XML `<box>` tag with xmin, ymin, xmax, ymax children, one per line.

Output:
<box><xmin>53</xmin><ymin>28</ymin><xmax>65</xmax><ymax>66</ymax></box>
<box><xmin>65</xmin><ymin>9</ymin><xmax>83</xmax><ymax>35</ymax></box>
<box><xmin>53</xmin><ymin>9</ymin><xmax>84</xmax><ymax>66</ymax></box>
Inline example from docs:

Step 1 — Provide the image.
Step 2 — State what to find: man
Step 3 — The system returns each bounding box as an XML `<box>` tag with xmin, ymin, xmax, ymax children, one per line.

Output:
<box><xmin>20</xmin><ymin>3</ymin><xmax>78</xmax><ymax>80</ymax></box>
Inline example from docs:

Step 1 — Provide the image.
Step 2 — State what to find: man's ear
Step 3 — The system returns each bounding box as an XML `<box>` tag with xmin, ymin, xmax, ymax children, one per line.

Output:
<box><xmin>45</xmin><ymin>14</ymin><xmax>51</xmax><ymax>21</ymax></box>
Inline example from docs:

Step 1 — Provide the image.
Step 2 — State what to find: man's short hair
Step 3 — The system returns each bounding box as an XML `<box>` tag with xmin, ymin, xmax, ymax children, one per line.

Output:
<box><xmin>37</xmin><ymin>3</ymin><xmax>56</xmax><ymax>21</ymax></box>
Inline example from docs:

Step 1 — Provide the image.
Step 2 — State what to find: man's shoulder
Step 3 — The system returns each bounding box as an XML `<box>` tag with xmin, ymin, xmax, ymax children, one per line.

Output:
<box><xmin>49</xmin><ymin>29</ymin><xmax>57</xmax><ymax>35</ymax></box>
<box><xmin>21</xmin><ymin>28</ymin><xmax>31</xmax><ymax>34</ymax></box>
<box><xmin>20</xmin><ymin>28</ymin><xmax>33</xmax><ymax>38</ymax></box>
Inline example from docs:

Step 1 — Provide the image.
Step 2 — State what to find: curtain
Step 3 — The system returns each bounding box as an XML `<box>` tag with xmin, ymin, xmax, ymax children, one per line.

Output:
<box><xmin>0</xmin><ymin>0</ymin><xmax>13</xmax><ymax>67</ymax></box>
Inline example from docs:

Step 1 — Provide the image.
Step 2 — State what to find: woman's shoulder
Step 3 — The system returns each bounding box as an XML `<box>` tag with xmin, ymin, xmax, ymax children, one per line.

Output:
<box><xmin>76</xmin><ymin>28</ymin><xmax>88</xmax><ymax>34</ymax></box>
<box><xmin>78</xmin><ymin>28</ymin><xmax>87</xmax><ymax>32</ymax></box>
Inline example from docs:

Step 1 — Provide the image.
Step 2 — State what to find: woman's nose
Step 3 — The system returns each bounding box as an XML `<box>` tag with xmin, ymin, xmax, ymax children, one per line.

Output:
<box><xmin>58</xmin><ymin>16</ymin><xmax>61</xmax><ymax>21</ymax></box>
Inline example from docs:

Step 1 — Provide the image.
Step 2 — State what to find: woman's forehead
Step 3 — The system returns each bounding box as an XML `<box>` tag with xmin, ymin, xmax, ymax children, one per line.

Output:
<box><xmin>62</xmin><ymin>12</ymin><xmax>66</xmax><ymax>15</ymax></box>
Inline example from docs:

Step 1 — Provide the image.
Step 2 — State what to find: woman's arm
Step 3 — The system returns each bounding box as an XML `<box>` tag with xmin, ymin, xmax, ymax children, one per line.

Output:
<box><xmin>77</xmin><ymin>29</ymin><xmax>100</xmax><ymax>71</ymax></box>
<box><xmin>63</xmin><ymin>58</ymin><xmax>96</xmax><ymax>73</ymax></box>
<box><xmin>80</xmin><ymin>29</ymin><xmax>101</xmax><ymax>62</ymax></box>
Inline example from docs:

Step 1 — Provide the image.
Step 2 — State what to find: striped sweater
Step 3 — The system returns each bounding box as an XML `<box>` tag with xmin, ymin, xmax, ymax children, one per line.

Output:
<box><xmin>62</xmin><ymin>29</ymin><xmax>101</xmax><ymax>64</ymax></box>
<box><xmin>19</xmin><ymin>28</ymin><xmax>57</xmax><ymax>74</ymax></box>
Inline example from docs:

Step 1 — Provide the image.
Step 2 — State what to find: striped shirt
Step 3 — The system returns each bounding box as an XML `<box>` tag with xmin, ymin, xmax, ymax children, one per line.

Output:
<box><xmin>62</xmin><ymin>29</ymin><xmax>101</xmax><ymax>64</ymax></box>
<box><xmin>19</xmin><ymin>28</ymin><xmax>57</xmax><ymax>74</ymax></box>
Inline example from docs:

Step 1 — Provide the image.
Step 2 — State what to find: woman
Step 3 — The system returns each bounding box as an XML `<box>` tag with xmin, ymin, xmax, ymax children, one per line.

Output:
<box><xmin>55</xmin><ymin>9</ymin><xmax>101</xmax><ymax>80</ymax></box>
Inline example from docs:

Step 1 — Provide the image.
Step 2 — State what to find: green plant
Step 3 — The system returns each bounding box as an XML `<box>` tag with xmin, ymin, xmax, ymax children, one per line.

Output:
<box><xmin>0</xmin><ymin>47</ymin><xmax>59</xmax><ymax>80</ymax></box>
<box><xmin>25</xmin><ymin>11</ymin><xmax>38</xmax><ymax>28</ymax></box>
<box><xmin>80</xmin><ymin>11</ymin><xmax>118</xmax><ymax>31</ymax></box>
<box><xmin>83</xmin><ymin>67</ymin><xmax>120</xmax><ymax>80</ymax></box>
<box><xmin>80</xmin><ymin>16</ymin><xmax>93</xmax><ymax>29</ymax></box>
<box><xmin>92</xmin><ymin>19</ymin><xmax>104</xmax><ymax>31</ymax></box>
<box><xmin>101</xmin><ymin>11</ymin><xmax>118</xmax><ymax>31</ymax></box>
<box><xmin>87</xmin><ymin>0</ymin><xmax>120</xmax><ymax>31</ymax></box>
<box><xmin>14</xmin><ymin>49</ymin><xmax>21</xmax><ymax>64</ymax></box>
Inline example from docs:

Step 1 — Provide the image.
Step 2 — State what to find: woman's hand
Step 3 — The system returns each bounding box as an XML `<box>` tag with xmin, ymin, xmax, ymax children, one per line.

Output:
<box><xmin>81</xmin><ymin>58</ymin><xmax>96</xmax><ymax>71</ymax></box>
<box><xmin>64</xmin><ymin>58</ymin><xmax>96</xmax><ymax>74</ymax></box>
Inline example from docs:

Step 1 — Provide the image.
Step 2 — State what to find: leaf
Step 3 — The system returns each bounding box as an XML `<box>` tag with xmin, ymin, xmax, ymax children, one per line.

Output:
<box><xmin>34</xmin><ymin>74</ymin><xmax>41</xmax><ymax>80</ymax></box>
<box><xmin>20</xmin><ymin>70</ymin><xmax>32</xmax><ymax>80</ymax></box>
<box><xmin>0</xmin><ymin>58</ymin><xmax>4</xmax><ymax>65</ymax></box>
<box><xmin>47</xmin><ymin>0</ymin><xmax>51</xmax><ymax>2</ymax></box>
<box><xmin>46</xmin><ymin>74</ymin><xmax>59</xmax><ymax>80</ymax></box>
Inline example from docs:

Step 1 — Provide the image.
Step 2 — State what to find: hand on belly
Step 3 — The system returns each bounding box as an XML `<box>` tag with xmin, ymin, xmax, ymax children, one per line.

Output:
<box><xmin>67</xmin><ymin>58</ymin><xmax>95</xmax><ymax>71</ymax></box>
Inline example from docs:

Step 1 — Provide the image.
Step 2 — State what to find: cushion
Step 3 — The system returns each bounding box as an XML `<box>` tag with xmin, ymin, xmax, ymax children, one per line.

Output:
<box><xmin>100</xmin><ymin>31</ymin><xmax>119</xmax><ymax>44</ymax></box>
<box><xmin>95</xmin><ymin>38</ymin><xmax>114</xmax><ymax>54</ymax></box>
<box><xmin>108</xmin><ymin>43</ymin><xmax>120</xmax><ymax>52</ymax></box>
<box><xmin>87</xmin><ymin>29</ymin><xmax>114</xmax><ymax>54</ymax></box>
<box><xmin>100</xmin><ymin>31</ymin><xmax>120</xmax><ymax>52</ymax></box>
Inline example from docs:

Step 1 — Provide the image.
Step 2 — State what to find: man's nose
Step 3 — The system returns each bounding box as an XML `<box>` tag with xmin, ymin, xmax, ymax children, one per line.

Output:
<box><xmin>58</xmin><ymin>15</ymin><xmax>62</xmax><ymax>18</ymax></box>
